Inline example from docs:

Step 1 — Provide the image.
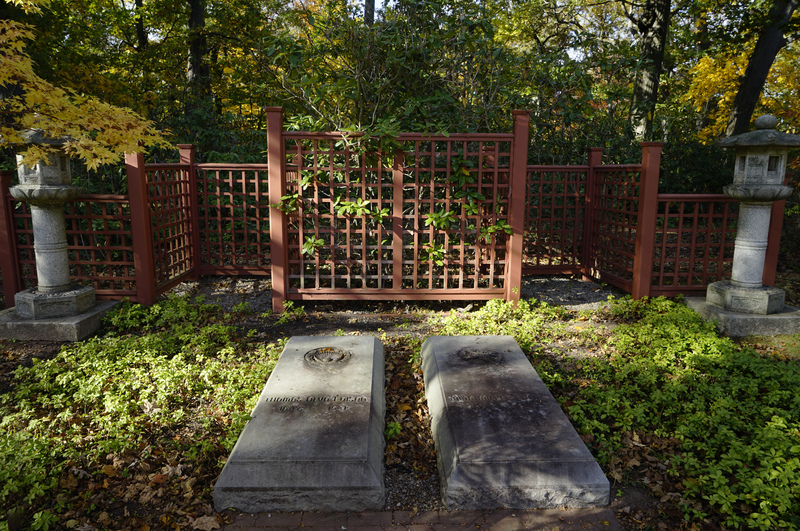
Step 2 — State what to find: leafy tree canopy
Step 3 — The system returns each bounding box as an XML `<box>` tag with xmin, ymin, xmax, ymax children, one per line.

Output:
<box><xmin>1</xmin><ymin>0</ymin><xmax>798</xmax><ymax>184</ymax></box>
<box><xmin>0</xmin><ymin>0</ymin><xmax>167</xmax><ymax>169</ymax></box>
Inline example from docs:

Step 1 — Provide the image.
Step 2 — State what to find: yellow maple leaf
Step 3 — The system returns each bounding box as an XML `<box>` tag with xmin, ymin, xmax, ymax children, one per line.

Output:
<box><xmin>1</xmin><ymin>17</ymin><xmax>168</xmax><ymax>168</ymax></box>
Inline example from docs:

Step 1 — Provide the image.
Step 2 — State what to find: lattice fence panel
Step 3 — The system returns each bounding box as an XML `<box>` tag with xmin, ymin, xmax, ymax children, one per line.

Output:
<box><xmin>145</xmin><ymin>166</ymin><xmax>194</xmax><ymax>287</ymax></box>
<box><xmin>9</xmin><ymin>197</ymin><xmax>136</xmax><ymax>296</ymax></box>
<box><xmin>652</xmin><ymin>197</ymin><xmax>738</xmax><ymax>291</ymax></box>
<box><xmin>65</xmin><ymin>197</ymin><xmax>136</xmax><ymax>296</ymax></box>
<box><xmin>285</xmin><ymin>136</ymin><xmax>393</xmax><ymax>291</ymax></box>
<box><xmin>592</xmin><ymin>166</ymin><xmax>642</xmax><ymax>284</ymax></box>
<box><xmin>9</xmin><ymin>199</ymin><xmax>34</xmax><ymax>288</ymax></box>
<box><xmin>282</xmin><ymin>133</ymin><xmax>512</xmax><ymax>298</ymax></box>
<box><xmin>524</xmin><ymin>167</ymin><xmax>588</xmax><ymax>271</ymax></box>
<box><xmin>196</xmin><ymin>165</ymin><xmax>271</xmax><ymax>273</ymax></box>
<box><xmin>399</xmin><ymin>138</ymin><xmax>511</xmax><ymax>292</ymax></box>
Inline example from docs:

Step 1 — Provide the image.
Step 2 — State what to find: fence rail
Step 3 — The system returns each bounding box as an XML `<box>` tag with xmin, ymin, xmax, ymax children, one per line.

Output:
<box><xmin>0</xmin><ymin>109</ymin><xmax>787</xmax><ymax>311</ymax></box>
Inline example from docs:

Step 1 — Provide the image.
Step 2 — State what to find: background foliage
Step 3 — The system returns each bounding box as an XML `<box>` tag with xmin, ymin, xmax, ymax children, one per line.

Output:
<box><xmin>2</xmin><ymin>0</ymin><xmax>799</xmax><ymax>191</ymax></box>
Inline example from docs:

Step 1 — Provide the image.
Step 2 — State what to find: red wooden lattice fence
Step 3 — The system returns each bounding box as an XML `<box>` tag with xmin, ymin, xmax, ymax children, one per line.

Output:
<box><xmin>0</xmin><ymin>109</ymin><xmax>787</xmax><ymax>312</ymax></box>
<box><xmin>281</xmin><ymin>131</ymin><xmax>519</xmax><ymax>302</ymax></box>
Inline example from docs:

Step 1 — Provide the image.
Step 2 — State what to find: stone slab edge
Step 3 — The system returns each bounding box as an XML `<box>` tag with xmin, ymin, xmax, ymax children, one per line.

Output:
<box><xmin>687</xmin><ymin>298</ymin><xmax>800</xmax><ymax>337</ymax></box>
<box><xmin>421</xmin><ymin>336</ymin><xmax>609</xmax><ymax>510</ymax></box>
<box><xmin>0</xmin><ymin>301</ymin><xmax>118</xmax><ymax>341</ymax></box>
<box><xmin>214</xmin><ymin>336</ymin><xmax>385</xmax><ymax>513</ymax></box>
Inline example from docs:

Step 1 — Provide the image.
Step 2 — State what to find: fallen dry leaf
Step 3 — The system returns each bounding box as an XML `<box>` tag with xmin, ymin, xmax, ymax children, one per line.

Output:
<box><xmin>139</xmin><ymin>485</ymin><xmax>160</xmax><ymax>504</ymax></box>
<box><xmin>151</xmin><ymin>473</ymin><xmax>169</xmax><ymax>484</ymax></box>
<box><xmin>191</xmin><ymin>515</ymin><xmax>220</xmax><ymax>530</ymax></box>
<box><xmin>61</xmin><ymin>473</ymin><xmax>79</xmax><ymax>489</ymax></box>
<box><xmin>70</xmin><ymin>468</ymin><xmax>91</xmax><ymax>479</ymax></box>
<box><xmin>123</xmin><ymin>482</ymin><xmax>146</xmax><ymax>502</ymax></box>
<box><xmin>182</xmin><ymin>477</ymin><xmax>198</xmax><ymax>494</ymax></box>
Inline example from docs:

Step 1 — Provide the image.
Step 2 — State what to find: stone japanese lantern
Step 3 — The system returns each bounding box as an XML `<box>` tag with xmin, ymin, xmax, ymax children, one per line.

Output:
<box><xmin>688</xmin><ymin>115</ymin><xmax>800</xmax><ymax>336</ymax></box>
<box><xmin>0</xmin><ymin>131</ymin><xmax>115</xmax><ymax>341</ymax></box>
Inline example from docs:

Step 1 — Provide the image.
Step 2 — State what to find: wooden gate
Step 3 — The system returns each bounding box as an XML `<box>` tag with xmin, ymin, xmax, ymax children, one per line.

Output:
<box><xmin>271</xmin><ymin>111</ymin><xmax>529</xmax><ymax>310</ymax></box>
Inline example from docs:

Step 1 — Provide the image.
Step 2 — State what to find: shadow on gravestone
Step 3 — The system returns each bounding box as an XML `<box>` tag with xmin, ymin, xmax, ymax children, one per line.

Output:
<box><xmin>422</xmin><ymin>335</ymin><xmax>609</xmax><ymax>509</ymax></box>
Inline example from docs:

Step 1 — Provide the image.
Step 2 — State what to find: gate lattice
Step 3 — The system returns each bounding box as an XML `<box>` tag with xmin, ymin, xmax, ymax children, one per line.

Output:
<box><xmin>264</xmin><ymin>109</ymin><xmax>530</xmax><ymax>311</ymax></box>
<box><xmin>281</xmin><ymin>132</ymin><xmax>519</xmax><ymax>301</ymax></box>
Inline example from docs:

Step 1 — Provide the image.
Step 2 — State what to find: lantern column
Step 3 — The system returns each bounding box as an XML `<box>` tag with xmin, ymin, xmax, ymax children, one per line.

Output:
<box><xmin>0</xmin><ymin>131</ymin><xmax>117</xmax><ymax>341</ymax></box>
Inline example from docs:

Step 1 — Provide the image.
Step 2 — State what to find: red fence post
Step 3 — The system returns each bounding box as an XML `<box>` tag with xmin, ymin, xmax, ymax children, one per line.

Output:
<box><xmin>581</xmin><ymin>148</ymin><xmax>603</xmax><ymax>281</ymax></box>
<box><xmin>266</xmin><ymin>107</ymin><xmax>289</xmax><ymax>313</ymax></box>
<box><xmin>631</xmin><ymin>142</ymin><xmax>663</xmax><ymax>299</ymax></box>
<box><xmin>505</xmin><ymin>110</ymin><xmax>530</xmax><ymax>303</ymax></box>
<box><xmin>125</xmin><ymin>152</ymin><xmax>157</xmax><ymax>305</ymax></box>
<box><xmin>763</xmin><ymin>177</ymin><xmax>788</xmax><ymax>286</ymax></box>
<box><xmin>0</xmin><ymin>170</ymin><xmax>22</xmax><ymax>308</ymax></box>
<box><xmin>178</xmin><ymin>144</ymin><xmax>201</xmax><ymax>281</ymax></box>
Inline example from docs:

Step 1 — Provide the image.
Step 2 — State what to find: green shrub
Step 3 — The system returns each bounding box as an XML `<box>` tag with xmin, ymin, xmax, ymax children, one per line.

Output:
<box><xmin>433</xmin><ymin>298</ymin><xmax>567</xmax><ymax>353</ymax></box>
<box><xmin>105</xmin><ymin>294</ymin><xmax>222</xmax><ymax>333</ymax></box>
<box><xmin>569</xmin><ymin>297</ymin><xmax>800</xmax><ymax>529</ymax></box>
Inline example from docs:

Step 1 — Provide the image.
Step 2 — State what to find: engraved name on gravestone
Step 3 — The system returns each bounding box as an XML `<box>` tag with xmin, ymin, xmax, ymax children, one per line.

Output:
<box><xmin>422</xmin><ymin>335</ymin><xmax>609</xmax><ymax>509</ymax></box>
<box><xmin>213</xmin><ymin>336</ymin><xmax>385</xmax><ymax>512</ymax></box>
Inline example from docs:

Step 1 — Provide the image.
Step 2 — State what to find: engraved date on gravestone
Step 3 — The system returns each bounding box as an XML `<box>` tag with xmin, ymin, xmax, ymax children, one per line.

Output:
<box><xmin>278</xmin><ymin>405</ymin><xmax>348</xmax><ymax>411</ymax></box>
<box><xmin>266</xmin><ymin>395</ymin><xmax>367</xmax><ymax>412</ymax></box>
<box><xmin>447</xmin><ymin>394</ymin><xmax>534</xmax><ymax>402</ymax></box>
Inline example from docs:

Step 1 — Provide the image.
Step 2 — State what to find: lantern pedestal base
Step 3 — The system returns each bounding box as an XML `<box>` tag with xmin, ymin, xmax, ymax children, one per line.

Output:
<box><xmin>687</xmin><ymin>297</ymin><xmax>800</xmax><ymax>337</ymax></box>
<box><xmin>15</xmin><ymin>285</ymin><xmax>97</xmax><ymax>320</ymax></box>
<box><xmin>706</xmin><ymin>281</ymin><xmax>785</xmax><ymax>315</ymax></box>
<box><xmin>0</xmin><ymin>301</ymin><xmax>118</xmax><ymax>342</ymax></box>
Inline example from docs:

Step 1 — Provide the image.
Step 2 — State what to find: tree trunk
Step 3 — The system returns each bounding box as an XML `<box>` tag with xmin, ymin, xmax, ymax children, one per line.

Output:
<box><xmin>186</xmin><ymin>0</ymin><xmax>211</xmax><ymax>100</ymax></box>
<box><xmin>629</xmin><ymin>0</ymin><xmax>671</xmax><ymax>141</ymax></box>
<box><xmin>135</xmin><ymin>0</ymin><xmax>147</xmax><ymax>51</ymax></box>
<box><xmin>365</xmin><ymin>0</ymin><xmax>375</xmax><ymax>25</ymax></box>
<box><xmin>725</xmin><ymin>0</ymin><xmax>798</xmax><ymax>137</ymax></box>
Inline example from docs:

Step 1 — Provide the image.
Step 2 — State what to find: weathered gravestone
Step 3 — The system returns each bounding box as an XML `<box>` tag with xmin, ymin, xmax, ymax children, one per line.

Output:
<box><xmin>213</xmin><ymin>336</ymin><xmax>385</xmax><ymax>512</ymax></box>
<box><xmin>422</xmin><ymin>335</ymin><xmax>609</xmax><ymax>509</ymax></box>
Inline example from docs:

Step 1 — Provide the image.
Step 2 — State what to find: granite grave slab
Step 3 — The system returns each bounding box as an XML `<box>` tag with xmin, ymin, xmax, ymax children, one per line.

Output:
<box><xmin>422</xmin><ymin>335</ymin><xmax>609</xmax><ymax>509</ymax></box>
<box><xmin>213</xmin><ymin>336</ymin><xmax>385</xmax><ymax>512</ymax></box>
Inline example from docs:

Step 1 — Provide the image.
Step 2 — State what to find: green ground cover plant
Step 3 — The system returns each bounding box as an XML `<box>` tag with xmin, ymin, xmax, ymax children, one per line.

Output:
<box><xmin>2</xmin><ymin>294</ymin><xmax>800</xmax><ymax>529</ymax></box>
<box><xmin>437</xmin><ymin>298</ymin><xmax>800</xmax><ymax>530</ymax></box>
<box><xmin>0</xmin><ymin>296</ymin><xmax>280</xmax><ymax>530</ymax></box>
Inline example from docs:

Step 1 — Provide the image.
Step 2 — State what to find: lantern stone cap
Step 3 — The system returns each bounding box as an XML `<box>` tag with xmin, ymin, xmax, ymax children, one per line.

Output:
<box><xmin>718</xmin><ymin>115</ymin><xmax>800</xmax><ymax>148</ymax></box>
<box><xmin>13</xmin><ymin>129</ymin><xmax>69</xmax><ymax>149</ymax></box>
